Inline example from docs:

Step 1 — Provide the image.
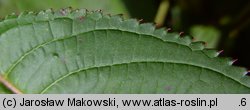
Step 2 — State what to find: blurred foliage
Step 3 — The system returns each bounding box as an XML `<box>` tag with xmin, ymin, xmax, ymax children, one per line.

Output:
<box><xmin>0</xmin><ymin>0</ymin><xmax>129</xmax><ymax>17</ymax></box>
<box><xmin>122</xmin><ymin>0</ymin><xmax>159</xmax><ymax>22</ymax></box>
<box><xmin>167</xmin><ymin>0</ymin><xmax>250</xmax><ymax>69</ymax></box>
<box><xmin>0</xmin><ymin>0</ymin><xmax>249</xmax><ymax>69</ymax></box>
<box><xmin>190</xmin><ymin>25</ymin><xmax>220</xmax><ymax>48</ymax></box>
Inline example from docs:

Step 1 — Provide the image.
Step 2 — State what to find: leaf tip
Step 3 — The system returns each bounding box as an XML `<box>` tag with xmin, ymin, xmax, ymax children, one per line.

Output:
<box><xmin>166</xmin><ymin>28</ymin><xmax>172</xmax><ymax>32</ymax></box>
<box><xmin>137</xmin><ymin>18</ymin><xmax>144</xmax><ymax>23</ymax></box>
<box><xmin>243</xmin><ymin>71</ymin><xmax>250</xmax><ymax>76</ymax></box>
<box><xmin>229</xmin><ymin>59</ymin><xmax>238</xmax><ymax>65</ymax></box>
<box><xmin>179</xmin><ymin>31</ymin><xmax>184</xmax><ymax>36</ymax></box>
<box><xmin>95</xmin><ymin>9</ymin><xmax>103</xmax><ymax>13</ymax></box>
<box><xmin>217</xmin><ymin>50</ymin><xmax>224</xmax><ymax>56</ymax></box>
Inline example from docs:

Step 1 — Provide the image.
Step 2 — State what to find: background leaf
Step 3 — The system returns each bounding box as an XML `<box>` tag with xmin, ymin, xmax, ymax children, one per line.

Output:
<box><xmin>190</xmin><ymin>25</ymin><xmax>220</xmax><ymax>48</ymax></box>
<box><xmin>0</xmin><ymin>0</ymin><xmax>129</xmax><ymax>17</ymax></box>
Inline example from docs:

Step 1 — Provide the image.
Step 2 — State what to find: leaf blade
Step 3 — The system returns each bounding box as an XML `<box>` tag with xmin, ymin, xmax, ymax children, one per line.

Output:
<box><xmin>0</xmin><ymin>9</ymin><xmax>250</xmax><ymax>94</ymax></box>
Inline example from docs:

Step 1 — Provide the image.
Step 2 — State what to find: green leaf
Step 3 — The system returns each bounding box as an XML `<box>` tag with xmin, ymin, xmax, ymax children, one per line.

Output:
<box><xmin>0</xmin><ymin>0</ymin><xmax>129</xmax><ymax>17</ymax></box>
<box><xmin>0</xmin><ymin>8</ymin><xmax>250</xmax><ymax>94</ymax></box>
<box><xmin>190</xmin><ymin>25</ymin><xmax>221</xmax><ymax>48</ymax></box>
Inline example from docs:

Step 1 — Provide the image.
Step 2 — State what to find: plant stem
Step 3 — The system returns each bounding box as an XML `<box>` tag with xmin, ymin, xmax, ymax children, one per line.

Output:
<box><xmin>0</xmin><ymin>74</ymin><xmax>23</xmax><ymax>94</ymax></box>
<box><xmin>154</xmin><ymin>0</ymin><xmax>170</xmax><ymax>27</ymax></box>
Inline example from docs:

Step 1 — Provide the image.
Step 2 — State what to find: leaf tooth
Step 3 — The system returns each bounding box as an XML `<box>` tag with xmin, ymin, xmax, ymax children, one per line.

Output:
<box><xmin>229</xmin><ymin>59</ymin><xmax>238</xmax><ymax>65</ymax></box>
<box><xmin>202</xmin><ymin>49</ymin><xmax>218</xmax><ymax>58</ymax></box>
<box><xmin>243</xmin><ymin>71</ymin><xmax>250</xmax><ymax>76</ymax></box>
<box><xmin>120</xmin><ymin>19</ymin><xmax>139</xmax><ymax>31</ymax></box>
<box><xmin>45</xmin><ymin>8</ymin><xmax>53</xmax><ymax>14</ymax></box>
<box><xmin>179</xmin><ymin>31</ymin><xmax>185</xmax><ymax>37</ymax></box>
<box><xmin>179</xmin><ymin>35</ymin><xmax>192</xmax><ymax>45</ymax></box>
<box><xmin>190</xmin><ymin>41</ymin><xmax>205</xmax><ymax>50</ymax></box>
<box><xmin>87</xmin><ymin>11</ymin><xmax>103</xmax><ymax>21</ymax></box>
<box><xmin>137</xmin><ymin>18</ymin><xmax>144</xmax><ymax>23</ymax></box>
<box><xmin>79</xmin><ymin>8</ymin><xmax>88</xmax><ymax>14</ymax></box>
<box><xmin>85</xmin><ymin>8</ymin><xmax>90</xmax><ymax>13</ymax></box>
<box><xmin>28</xmin><ymin>11</ymin><xmax>35</xmax><ymax>15</ymax></box>
<box><xmin>52</xmin><ymin>8</ymin><xmax>71</xmax><ymax>18</ymax></box>
<box><xmin>103</xmin><ymin>14</ymin><xmax>111</xmax><ymax>18</ymax></box>
<box><xmin>164</xmin><ymin>32</ymin><xmax>179</xmax><ymax>40</ymax></box>
<box><xmin>74</xmin><ymin>8</ymin><xmax>80</xmax><ymax>13</ymax></box>
<box><xmin>5</xmin><ymin>13</ymin><xmax>17</xmax><ymax>19</ymax></box>
<box><xmin>37</xmin><ymin>10</ymin><xmax>46</xmax><ymax>16</ymax></box>
<box><xmin>59</xmin><ymin>8</ymin><xmax>67</xmax><ymax>16</ymax></box>
<box><xmin>217</xmin><ymin>50</ymin><xmax>224</xmax><ymax>56</ymax></box>
<box><xmin>16</xmin><ymin>11</ymin><xmax>36</xmax><ymax>24</ymax></box>
<box><xmin>166</xmin><ymin>28</ymin><xmax>172</xmax><ymax>32</ymax></box>
<box><xmin>115</xmin><ymin>14</ymin><xmax>124</xmax><ymax>18</ymax></box>
<box><xmin>71</xmin><ymin>9</ymin><xmax>87</xmax><ymax>19</ymax></box>
<box><xmin>105</xmin><ymin>13</ymin><xmax>112</xmax><ymax>18</ymax></box>
<box><xmin>109</xmin><ymin>14</ymin><xmax>123</xmax><ymax>28</ymax></box>
<box><xmin>223</xmin><ymin>57</ymin><xmax>234</xmax><ymax>66</ymax></box>
<box><xmin>138</xmin><ymin>23</ymin><xmax>155</xmax><ymax>34</ymax></box>
<box><xmin>95</xmin><ymin>9</ymin><xmax>103</xmax><ymax>13</ymax></box>
<box><xmin>36</xmin><ymin>10</ymin><xmax>52</xmax><ymax>21</ymax></box>
<box><xmin>152</xmin><ymin>21</ymin><xmax>157</xmax><ymax>26</ymax></box>
<box><xmin>67</xmin><ymin>7</ymin><xmax>73</xmax><ymax>11</ymax></box>
<box><xmin>18</xmin><ymin>11</ymin><xmax>29</xmax><ymax>17</ymax></box>
<box><xmin>202</xmin><ymin>42</ymin><xmax>207</xmax><ymax>47</ymax></box>
<box><xmin>153</xmin><ymin>28</ymin><xmax>167</xmax><ymax>39</ymax></box>
<box><xmin>111</xmin><ymin>14</ymin><xmax>123</xmax><ymax>21</ymax></box>
<box><xmin>64</xmin><ymin>7</ymin><xmax>74</xmax><ymax>13</ymax></box>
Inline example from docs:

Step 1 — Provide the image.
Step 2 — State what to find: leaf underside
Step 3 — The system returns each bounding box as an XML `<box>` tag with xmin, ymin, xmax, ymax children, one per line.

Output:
<box><xmin>0</xmin><ymin>8</ymin><xmax>250</xmax><ymax>94</ymax></box>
